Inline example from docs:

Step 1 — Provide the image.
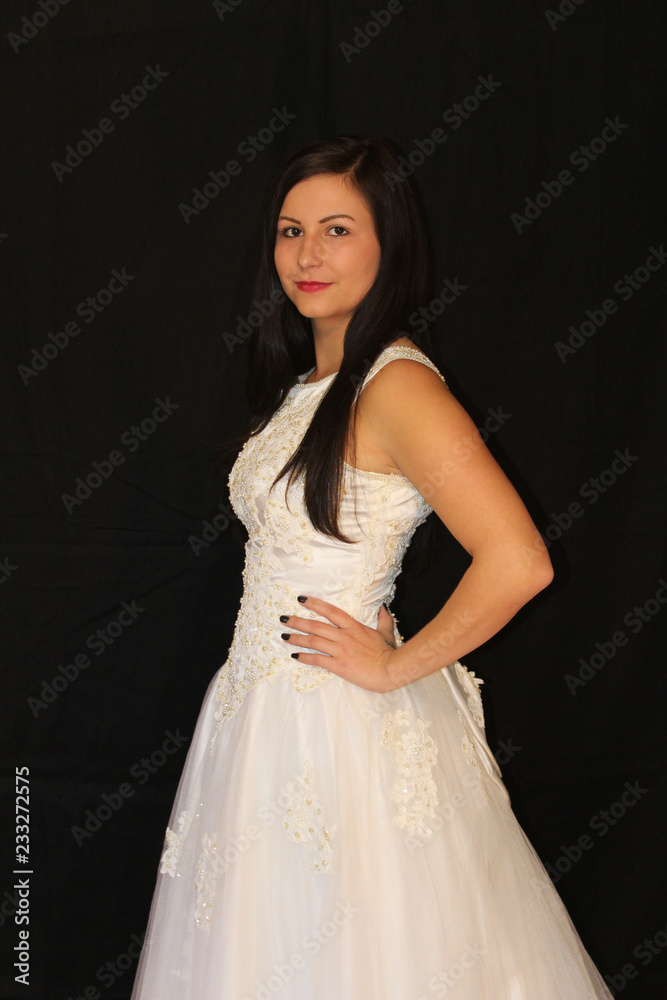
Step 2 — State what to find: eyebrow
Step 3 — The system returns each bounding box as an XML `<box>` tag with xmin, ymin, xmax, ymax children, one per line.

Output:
<box><xmin>278</xmin><ymin>214</ymin><xmax>355</xmax><ymax>224</ymax></box>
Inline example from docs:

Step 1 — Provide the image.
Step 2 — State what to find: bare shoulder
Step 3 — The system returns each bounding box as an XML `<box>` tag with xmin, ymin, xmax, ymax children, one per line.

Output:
<box><xmin>355</xmin><ymin>338</ymin><xmax>553</xmax><ymax>586</ymax></box>
<box><xmin>350</xmin><ymin>337</ymin><xmax>457</xmax><ymax>475</ymax></box>
<box><xmin>346</xmin><ymin>339</ymin><xmax>453</xmax><ymax>477</ymax></box>
<box><xmin>360</xmin><ymin>337</ymin><xmax>451</xmax><ymax>406</ymax></box>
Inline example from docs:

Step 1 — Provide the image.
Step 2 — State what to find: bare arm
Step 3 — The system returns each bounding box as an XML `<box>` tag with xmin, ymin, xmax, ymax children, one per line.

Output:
<box><xmin>361</xmin><ymin>358</ymin><xmax>554</xmax><ymax>689</ymax></box>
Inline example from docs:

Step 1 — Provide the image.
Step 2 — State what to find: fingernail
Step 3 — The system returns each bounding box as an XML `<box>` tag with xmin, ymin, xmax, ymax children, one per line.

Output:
<box><xmin>297</xmin><ymin>595</ymin><xmax>307</xmax><ymax>603</ymax></box>
<box><xmin>291</xmin><ymin>652</ymin><xmax>299</xmax><ymax>659</ymax></box>
<box><xmin>279</xmin><ymin>615</ymin><xmax>289</xmax><ymax>623</ymax></box>
<box><xmin>281</xmin><ymin>633</ymin><xmax>291</xmax><ymax>640</ymax></box>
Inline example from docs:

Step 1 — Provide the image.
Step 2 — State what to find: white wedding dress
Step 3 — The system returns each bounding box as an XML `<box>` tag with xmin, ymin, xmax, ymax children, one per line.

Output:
<box><xmin>131</xmin><ymin>345</ymin><xmax>613</xmax><ymax>999</ymax></box>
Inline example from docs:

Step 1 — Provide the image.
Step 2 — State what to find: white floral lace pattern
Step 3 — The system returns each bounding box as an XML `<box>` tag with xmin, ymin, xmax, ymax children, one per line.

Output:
<box><xmin>194</xmin><ymin>833</ymin><xmax>220</xmax><ymax>927</ymax></box>
<box><xmin>453</xmin><ymin>661</ymin><xmax>486</xmax><ymax>730</ymax></box>
<box><xmin>281</xmin><ymin>760</ymin><xmax>337</xmax><ymax>873</ymax></box>
<box><xmin>160</xmin><ymin>809</ymin><xmax>193</xmax><ymax>877</ymax></box>
<box><xmin>209</xmin><ymin>345</ymin><xmax>448</xmax><ymax>745</ymax></box>
<box><xmin>379</xmin><ymin>708</ymin><xmax>440</xmax><ymax>841</ymax></box>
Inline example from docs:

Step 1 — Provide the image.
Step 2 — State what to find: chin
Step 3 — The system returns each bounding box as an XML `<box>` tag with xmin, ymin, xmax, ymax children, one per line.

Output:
<box><xmin>293</xmin><ymin>302</ymin><xmax>332</xmax><ymax>319</ymax></box>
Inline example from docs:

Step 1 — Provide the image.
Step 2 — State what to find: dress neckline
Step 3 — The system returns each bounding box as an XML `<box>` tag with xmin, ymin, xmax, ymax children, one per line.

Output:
<box><xmin>282</xmin><ymin>344</ymin><xmax>438</xmax><ymax>487</ymax></box>
<box><xmin>295</xmin><ymin>368</ymin><xmax>337</xmax><ymax>387</ymax></box>
<box><xmin>294</xmin><ymin>343</ymin><xmax>433</xmax><ymax>389</ymax></box>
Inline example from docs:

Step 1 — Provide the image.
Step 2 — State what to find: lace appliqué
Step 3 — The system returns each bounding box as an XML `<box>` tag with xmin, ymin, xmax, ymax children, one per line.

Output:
<box><xmin>281</xmin><ymin>760</ymin><xmax>336</xmax><ymax>873</ymax></box>
<box><xmin>379</xmin><ymin>708</ymin><xmax>440</xmax><ymax>841</ymax></box>
<box><xmin>160</xmin><ymin>809</ymin><xmax>193</xmax><ymax>877</ymax></box>
<box><xmin>457</xmin><ymin>710</ymin><xmax>491</xmax><ymax>806</ymax></box>
<box><xmin>454</xmin><ymin>661</ymin><xmax>486</xmax><ymax>730</ymax></box>
<box><xmin>194</xmin><ymin>833</ymin><xmax>220</xmax><ymax>927</ymax></box>
<box><xmin>209</xmin><ymin>345</ymin><xmax>448</xmax><ymax>746</ymax></box>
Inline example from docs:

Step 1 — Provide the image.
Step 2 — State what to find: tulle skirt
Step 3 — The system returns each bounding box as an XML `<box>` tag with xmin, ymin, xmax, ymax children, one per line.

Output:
<box><xmin>131</xmin><ymin>659</ymin><xmax>613</xmax><ymax>999</ymax></box>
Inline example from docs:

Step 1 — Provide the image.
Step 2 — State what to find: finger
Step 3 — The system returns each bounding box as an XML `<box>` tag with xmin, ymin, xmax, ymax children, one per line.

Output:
<box><xmin>296</xmin><ymin>595</ymin><xmax>353</xmax><ymax>628</ymax></box>
<box><xmin>282</xmin><ymin>616</ymin><xmax>338</xmax><ymax>638</ymax></box>
<box><xmin>283</xmin><ymin>633</ymin><xmax>338</xmax><ymax>655</ymax></box>
<box><xmin>288</xmin><ymin>650</ymin><xmax>336</xmax><ymax>669</ymax></box>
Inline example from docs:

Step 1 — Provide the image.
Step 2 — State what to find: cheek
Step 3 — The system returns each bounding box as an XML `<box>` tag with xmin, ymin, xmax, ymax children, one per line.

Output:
<box><xmin>355</xmin><ymin>235</ymin><xmax>381</xmax><ymax>269</ymax></box>
<box><xmin>358</xmin><ymin>247</ymin><xmax>381</xmax><ymax>287</ymax></box>
<box><xmin>274</xmin><ymin>252</ymin><xmax>292</xmax><ymax>286</ymax></box>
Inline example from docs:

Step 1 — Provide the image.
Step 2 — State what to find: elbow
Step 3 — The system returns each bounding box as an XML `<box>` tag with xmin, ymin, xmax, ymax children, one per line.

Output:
<box><xmin>505</xmin><ymin>563</ymin><xmax>554</xmax><ymax>614</ymax></box>
<box><xmin>528</xmin><ymin>560</ymin><xmax>555</xmax><ymax>595</ymax></box>
<box><xmin>520</xmin><ymin>550</ymin><xmax>555</xmax><ymax>598</ymax></box>
<box><xmin>470</xmin><ymin>540</ymin><xmax>555</xmax><ymax>604</ymax></box>
<box><xmin>481</xmin><ymin>546</ymin><xmax>555</xmax><ymax>602</ymax></box>
<box><xmin>513</xmin><ymin>531</ymin><xmax>555</xmax><ymax>596</ymax></box>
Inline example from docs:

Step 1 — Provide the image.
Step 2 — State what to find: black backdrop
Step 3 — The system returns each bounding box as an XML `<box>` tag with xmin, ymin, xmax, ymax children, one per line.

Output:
<box><xmin>2</xmin><ymin>1</ymin><xmax>666</xmax><ymax>997</ymax></box>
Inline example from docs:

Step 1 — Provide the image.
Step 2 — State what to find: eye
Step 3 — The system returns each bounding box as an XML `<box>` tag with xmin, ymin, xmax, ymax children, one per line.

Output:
<box><xmin>276</xmin><ymin>224</ymin><xmax>350</xmax><ymax>239</ymax></box>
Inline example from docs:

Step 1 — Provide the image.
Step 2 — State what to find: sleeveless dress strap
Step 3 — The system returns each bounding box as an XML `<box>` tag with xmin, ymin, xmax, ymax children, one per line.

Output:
<box><xmin>358</xmin><ymin>344</ymin><xmax>448</xmax><ymax>393</ymax></box>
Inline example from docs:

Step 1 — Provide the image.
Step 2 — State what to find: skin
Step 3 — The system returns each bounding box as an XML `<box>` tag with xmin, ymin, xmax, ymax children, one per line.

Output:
<box><xmin>274</xmin><ymin>171</ymin><xmax>383</xmax><ymax>381</ymax></box>
<box><xmin>273</xmin><ymin>172</ymin><xmax>554</xmax><ymax>694</ymax></box>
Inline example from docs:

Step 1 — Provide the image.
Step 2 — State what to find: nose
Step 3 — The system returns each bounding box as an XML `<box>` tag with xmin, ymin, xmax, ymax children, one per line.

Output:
<box><xmin>297</xmin><ymin>234</ymin><xmax>324</xmax><ymax>269</ymax></box>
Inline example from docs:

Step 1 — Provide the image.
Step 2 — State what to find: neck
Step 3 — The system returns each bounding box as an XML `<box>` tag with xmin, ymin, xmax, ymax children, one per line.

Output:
<box><xmin>308</xmin><ymin>319</ymin><xmax>347</xmax><ymax>381</ymax></box>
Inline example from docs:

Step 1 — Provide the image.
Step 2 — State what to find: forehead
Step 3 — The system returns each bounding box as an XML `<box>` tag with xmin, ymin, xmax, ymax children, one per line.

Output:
<box><xmin>279</xmin><ymin>173</ymin><xmax>371</xmax><ymax>218</ymax></box>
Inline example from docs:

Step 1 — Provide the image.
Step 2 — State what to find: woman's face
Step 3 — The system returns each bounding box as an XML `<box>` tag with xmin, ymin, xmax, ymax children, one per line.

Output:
<box><xmin>273</xmin><ymin>172</ymin><xmax>382</xmax><ymax>335</ymax></box>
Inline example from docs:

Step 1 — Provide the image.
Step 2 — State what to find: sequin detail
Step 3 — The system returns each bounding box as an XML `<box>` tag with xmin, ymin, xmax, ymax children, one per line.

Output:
<box><xmin>209</xmin><ymin>346</ymin><xmax>447</xmax><ymax>752</ymax></box>
<box><xmin>281</xmin><ymin>761</ymin><xmax>336</xmax><ymax>873</ymax></box>
<box><xmin>379</xmin><ymin>708</ymin><xmax>440</xmax><ymax>841</ymax></box>
<box><xmin>160</xmin><ymin>809</ymin><xmax>193</xmax><ymax>877</ymax></box>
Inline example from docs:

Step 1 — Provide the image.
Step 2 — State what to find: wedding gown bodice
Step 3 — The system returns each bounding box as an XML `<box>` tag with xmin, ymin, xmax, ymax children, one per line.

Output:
<box><xmin>216</xmin><ymin>345</ymin><xmax>447</xmax><ymax>727</ymax></box>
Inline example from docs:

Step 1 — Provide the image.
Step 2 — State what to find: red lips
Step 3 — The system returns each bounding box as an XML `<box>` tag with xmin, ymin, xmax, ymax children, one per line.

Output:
<box><xmin>295</xmin><ymin>282</ymin><xmax>332</xmax><ymax>292</ymax></box>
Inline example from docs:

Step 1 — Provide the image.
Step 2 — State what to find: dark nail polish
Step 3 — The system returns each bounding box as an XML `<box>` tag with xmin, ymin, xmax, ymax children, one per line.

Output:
<box><xmin>279</xmin><ymin>615</ymin><xmax>289</xmax><ymax>623</ymax></box>
<box><xmin>291</xmin><ymin>652</ymin><xmax>299</xmax><ymax>659</ymax></box>
<box><xmin>297</xmin><ymin>595</ymin><xmax>307</xmax><ymax>603</ymax></box>
<box><xmin>281</xmin><ymin>633</ymin><xmax>290</xmax><ymax>640</ymax></box>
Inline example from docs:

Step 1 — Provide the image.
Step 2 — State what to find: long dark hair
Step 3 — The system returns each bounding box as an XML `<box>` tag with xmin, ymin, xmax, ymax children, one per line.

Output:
<box><xmin>219</xmin><ymin>134</ymin><xmax>442</xmax><ymax>569</ymax></box>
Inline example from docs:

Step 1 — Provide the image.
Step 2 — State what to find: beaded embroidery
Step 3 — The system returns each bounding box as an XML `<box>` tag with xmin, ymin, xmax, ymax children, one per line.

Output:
<box><xmin>210</xmin><ymin>346</ymin><xmax>448</xmax><ymax>750</ymax></box>
<box><xmin>457</xmin><ymin>710</ymin><xmax>491</xmax><ymax>806</ymax></box>
<box><xmin>379</xmin><ymin>708</ymin><xmax>440</xmax><ymax>841</ymax></box>
<box><xmin>454</xmin><ymin>661</ymin><xmax>486</xmax><ymax>730</ymax></box>
<box><xmin>281</xmin><ymin>760</ymin><xmax>337</xmax><ymax>873</ymax></box>
<box><xmin>160</xmin><ymin>809</ymin><xmax>193</xmax><ymax>877</ymax></box>
<box><xmin>194</xmin><ymin>833</ymin><xmax>220</xmax><ymax>927</ymax></box>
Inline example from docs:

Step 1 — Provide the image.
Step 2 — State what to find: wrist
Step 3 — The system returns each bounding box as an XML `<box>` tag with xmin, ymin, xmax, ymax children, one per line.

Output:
<box><xmin>383</xmin><ymin>642</ymin><xmax>417</xmax><ymax>692</ymax></box>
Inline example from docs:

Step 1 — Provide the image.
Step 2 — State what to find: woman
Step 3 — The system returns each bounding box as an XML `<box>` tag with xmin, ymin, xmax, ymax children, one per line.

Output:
<box><xmin>131</xmin><ymin>135</ymin><xmax>613</xmax><ymax>999</ymax></box>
